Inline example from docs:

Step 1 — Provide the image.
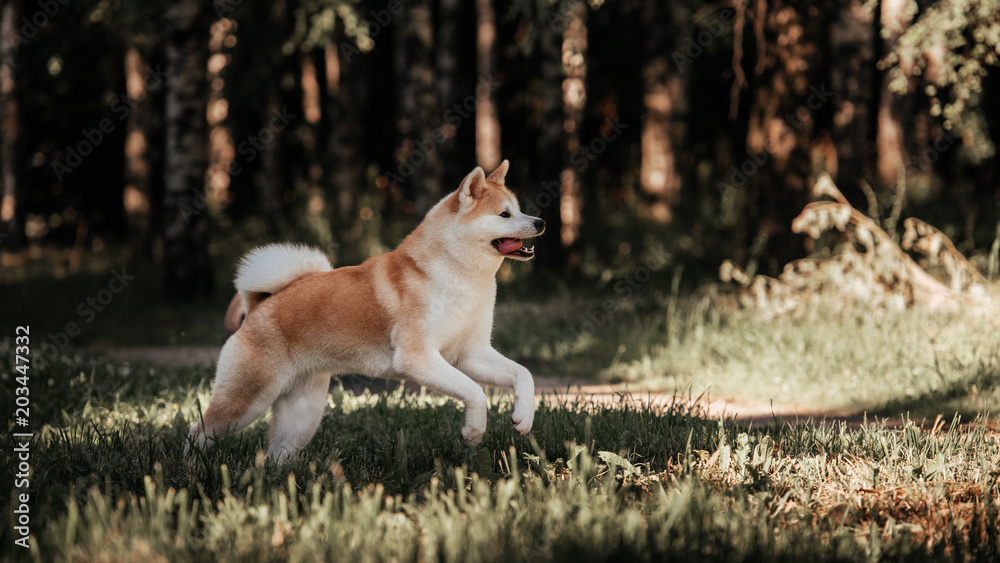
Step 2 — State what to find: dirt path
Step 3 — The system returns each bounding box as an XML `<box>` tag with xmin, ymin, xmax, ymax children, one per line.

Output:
<box><xmin>87</xmin><ymin>345</ymin><xmax>929</xmax><ymax>428</ymax></box>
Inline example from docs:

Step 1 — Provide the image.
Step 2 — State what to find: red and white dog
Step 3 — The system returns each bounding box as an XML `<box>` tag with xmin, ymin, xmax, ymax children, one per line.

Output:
<box><xmin>192</xmin><ymin>161</ymin><xmax>544</xmax><ymax>460</ymax></box>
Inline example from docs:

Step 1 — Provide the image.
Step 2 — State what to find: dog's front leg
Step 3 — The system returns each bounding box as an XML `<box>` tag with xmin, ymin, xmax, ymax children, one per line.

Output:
<box><xmin>458</xmin><ymin>347</ymin><xmax>535</xmax><ymax>436</ymax></box>
<box><xmin>394</xmin><ymin>350</ymin><xmax>489</xmax><ymax>445</ymax></box>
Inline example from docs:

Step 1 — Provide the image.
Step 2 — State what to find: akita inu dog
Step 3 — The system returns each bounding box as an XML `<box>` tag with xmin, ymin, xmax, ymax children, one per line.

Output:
<box><xmin>191</xmin><ymin>160</ymin><xmax>544</xmax><ymax>460</ymax></box>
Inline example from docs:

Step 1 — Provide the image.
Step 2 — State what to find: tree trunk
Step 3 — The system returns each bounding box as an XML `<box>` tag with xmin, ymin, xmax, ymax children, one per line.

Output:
<box><xmin>532</xmin><ymin>3</ymin><xmax>567</xmax><ymax>271</ymax></box>
<box><xmin>741</xmin><ymin>0</ymin><xmax>827</xmax><ymax>272</ymax></box>
<box><xmin>435</xmin><ymin>0</ymin><xmax>459</xmax><ymax>185</ymax></box>
<box><xmin>0</xmin><ymin>1</ymin><xmax>19</xmax><ymax>247</ymax></box>
<box><xmin>326</xmin><ymin>37</ymin><xmax>362</xmax><ymax>264</ymax></box>
<box><xmin>300</xmin><ymin>51</ymin><xmax>331</xmax><ymax>247</ymax></box>
<box><xmin>258</xmin><ymin>3</ymin><xmax>293</xmax><ymax>234</ymax></box>
<box><xmin>123</xmin><ymin>43</ymin><xmax>154</xmax><ymax>252</ymax></box>
<box><xmin>163</xmin><ymin>0</ymin><xmax>212</xmax><ymax>300</ymax></box>
<box><xmin>392</xmin><ymin>0</ymin><xmax>440</xmax><ymax>220</ymax></box>
<box><xmin>829</xmin><ymin>0</ymin><xmax>874</xmax><ymax>196</ymax></box>
<box><xmin>559</xmin><ymin>1</ymin><xmax>587</xmax><ymax>258</ymax></box>
<box><xmin>260</xmin><ymin>90</ymin><xmax>283</xmax><ymax>229</ymax></box>
<box><xmin>640</xmin><ymin>1</ymin><xmax>684</xmax><ymax>223</ymax></box>
<box><xmin>206</xmin><ymin>17</ymin><xmax>235</xmax><ymax>217</ymax></box>
<box><xmin>475</xmin><ymin>0</ymin><xmax>501</xmax><ymax>171</ymax></box>
<box><xmin>875</xmin><ymin>0</ymin><xmax>910</xmax><ymax>191</ymax></box>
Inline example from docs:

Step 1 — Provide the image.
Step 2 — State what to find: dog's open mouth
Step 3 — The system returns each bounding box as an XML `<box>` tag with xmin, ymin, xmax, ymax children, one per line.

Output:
<box><xmin>492</xmin><ymin>238</ymin><xmax>535</xmax><ymax>260</ymax></box>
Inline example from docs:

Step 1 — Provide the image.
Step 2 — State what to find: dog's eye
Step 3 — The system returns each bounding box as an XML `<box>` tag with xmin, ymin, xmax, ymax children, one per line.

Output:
<box><xmin>500</xmin><ymin>211</ymin><xmax>511</xmax><ymax>218</ymax></box>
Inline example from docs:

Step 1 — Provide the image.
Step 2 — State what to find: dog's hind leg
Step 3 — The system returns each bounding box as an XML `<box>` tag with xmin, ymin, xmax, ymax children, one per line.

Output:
<box><xmin>267</xmin><ymin>371</ymin><xmax>332</xmax><ymax>461</ymax></box>
<box><xmin>189</xmin><ymin>335</ymin><xmax>291</xmax><ymax>451</ymax></box>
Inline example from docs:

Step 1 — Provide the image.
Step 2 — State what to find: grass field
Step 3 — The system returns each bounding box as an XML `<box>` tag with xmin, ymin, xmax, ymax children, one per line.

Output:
<box><xmin>3</xmin><ymin>302</ymin><xmax>1000</xmax><ymax>561</ymax></box>
<box><xmin>3</xmin><ymin>257</ymin><xmax>1000</xmax><ymax>561</ymax></box>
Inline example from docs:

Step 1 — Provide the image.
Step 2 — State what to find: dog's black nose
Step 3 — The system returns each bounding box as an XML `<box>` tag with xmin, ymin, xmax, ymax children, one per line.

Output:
<box><xmin>534</xmin><ymin>219</ymin><xmax>546</xmax><ymax>232</ymax></box>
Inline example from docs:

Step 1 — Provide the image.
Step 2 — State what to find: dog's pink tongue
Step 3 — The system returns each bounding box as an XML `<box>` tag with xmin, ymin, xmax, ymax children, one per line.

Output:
<box><xmin>498</xmin><ymin>238</ymin><xmax>523</xmax><ymax>254</ymax></box>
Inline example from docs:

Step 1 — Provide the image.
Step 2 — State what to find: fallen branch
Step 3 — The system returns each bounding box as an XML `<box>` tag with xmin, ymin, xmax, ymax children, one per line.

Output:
<box><xmin>721</xmin><ymin>173</ymin><xmax>998</xmax><ymax>318</ymax></box>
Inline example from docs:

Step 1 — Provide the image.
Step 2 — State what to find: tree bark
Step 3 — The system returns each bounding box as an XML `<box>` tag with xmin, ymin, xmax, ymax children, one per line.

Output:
<box><xmin>559</xmin><ymin>1</ymin><xmax>587</xmax><ymax>257</ymax></box>
<box><xmin>875</xmin><ymin>0</ymin><xmax>910</xmax><ymax>191</ymax></box>
<box><xmin>123</xmin><ymin>43</ymin><xmax>154</xmax><ymax>252</ymax></box>
<box><xmin>260</xmin><ymin>90</ymin><xmax>283</xmax><ymax>227</ymax></box>
<box><xmin>829</xmin><ymin>0</ymin><xmax>874</xmax><ymax>196</ymax></box>
<box><xmin>0</xmin><ymin>1</ymin><xmax>19</xmax><ymax>247</ymax></box>
<box><xmin>392</xmin><ymin>0</ymin><xmax>440</xmax><ymax>220</ymax></box>
<box><xmin>300</xmin><ymin>51</ymin><xmax>331</xmax><ymax>247</ymax></box>
<box><xmin>435</xmin><ymin>0</ymin><xmax>459</xmax><ymax>184</ymax></box>
<box><xmin>532</xmin><ymin>3</ymin><xmax>567</xmax><ymax>271</ymax></box>
<box><xmin>326</xmin><ymin>38</ymin><xmax>361</xmax><ymax>264</ymax></box>
<box><xmin>258</xmin><ymin>3</ymin><xmax>293</xmax><ymax>234</ymax></box>
<box><xmin>163</xmin><ymin>0</ymin><xmax>212</xmax><ymax>300</ymax></box>
<box><xmin>475</xmin><ymin>0</ymin><xmax>501</xmax><ymax>171</ymax></box>
<box><xmin>206</xmin><ymin>17</ymin><xmax>235</xmax><ymax>218</ymax></box>
<box><xmin>741</xmin><ymin>0</ymin><xmax>827</xmax><ymax>272</ymax></box>
<box><xmin>640</xmin><ymin>1</ymin><xmax>684</xmax><ymax>223</ymax></box>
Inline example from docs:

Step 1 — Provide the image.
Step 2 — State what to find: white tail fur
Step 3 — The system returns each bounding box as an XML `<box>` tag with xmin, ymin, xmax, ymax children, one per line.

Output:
<box><xmin>235</xmin><ymin>244</ymin><xmax>332</xmax><ymax>312</ymax></box>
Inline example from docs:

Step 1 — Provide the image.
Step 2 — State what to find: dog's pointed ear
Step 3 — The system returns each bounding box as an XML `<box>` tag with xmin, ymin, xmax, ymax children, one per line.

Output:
<box><xmin>486</xmin><ymin>159</ymin><xmax>509</xmax><ymax>185</ymax></box>
<box><xmin>459</xmin><ymin>166</ymin><xmax>487</xmax><ymax>205</ymax></box>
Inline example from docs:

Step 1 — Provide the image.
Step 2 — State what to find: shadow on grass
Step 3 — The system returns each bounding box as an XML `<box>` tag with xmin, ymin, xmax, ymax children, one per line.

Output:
<box><xmin>873</xmin><ymin>357</ymin><xmax>1000</xmax><ymax>421</ymax></box>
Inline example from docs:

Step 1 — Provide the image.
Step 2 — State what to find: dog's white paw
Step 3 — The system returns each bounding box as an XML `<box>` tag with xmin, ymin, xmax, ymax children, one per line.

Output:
<box><xmin>511</xmin><ymin>397</ymin><xmax>534</xmax><ymax>435</ymax></box>
<box><xmin>185</xmin><ymin>423</ymin><xmax>206</xmax><ymax>455</ymax></box>
<box><xmin>462</xmin><ymin>422</ymin><xmax>485</xmax><ymax>446</ymax></box>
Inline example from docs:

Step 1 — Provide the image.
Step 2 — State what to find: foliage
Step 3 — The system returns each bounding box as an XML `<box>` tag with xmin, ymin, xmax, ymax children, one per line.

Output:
<box><xmin>880</xmin><ymin>0</ymin><xmax>1000</xmax><ymax>172</ymax></box>
<box><xmin>7</xmin><ymin>0</ymin><xmax>1000</xmax><ymax>282</ymax></box>
<box><xmin>883</xmin><ymin>0</ymin><xmax>1000</xmax><ymax>131</ymax></box>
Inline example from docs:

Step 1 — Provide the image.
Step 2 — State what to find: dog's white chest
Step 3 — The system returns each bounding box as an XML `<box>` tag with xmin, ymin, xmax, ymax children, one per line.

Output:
<box><xmin>423</xmin><ymin>280</ymin><xmax>494</xmax><ymax>350</ymax></box>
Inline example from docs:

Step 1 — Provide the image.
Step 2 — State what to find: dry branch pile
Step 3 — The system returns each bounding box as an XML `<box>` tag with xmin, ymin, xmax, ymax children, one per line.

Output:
<box><xmin>720</xmin><ymin>174</ymin><xmax>999</xmax><ymax>319</ymax></box>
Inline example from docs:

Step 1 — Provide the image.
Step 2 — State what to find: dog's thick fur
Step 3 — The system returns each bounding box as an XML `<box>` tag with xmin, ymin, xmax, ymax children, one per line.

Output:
<box><xmin>191</xmin><ymin>161</ymin><xmax>544</xmax><ymax>460</ymax></box>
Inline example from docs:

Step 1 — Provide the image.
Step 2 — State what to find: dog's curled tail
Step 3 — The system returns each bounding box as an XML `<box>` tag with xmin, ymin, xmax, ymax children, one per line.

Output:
<box><xmin>235</xmin><ymin>243</ymin><xmax>332</xmax><ymax>313</ymax></box>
